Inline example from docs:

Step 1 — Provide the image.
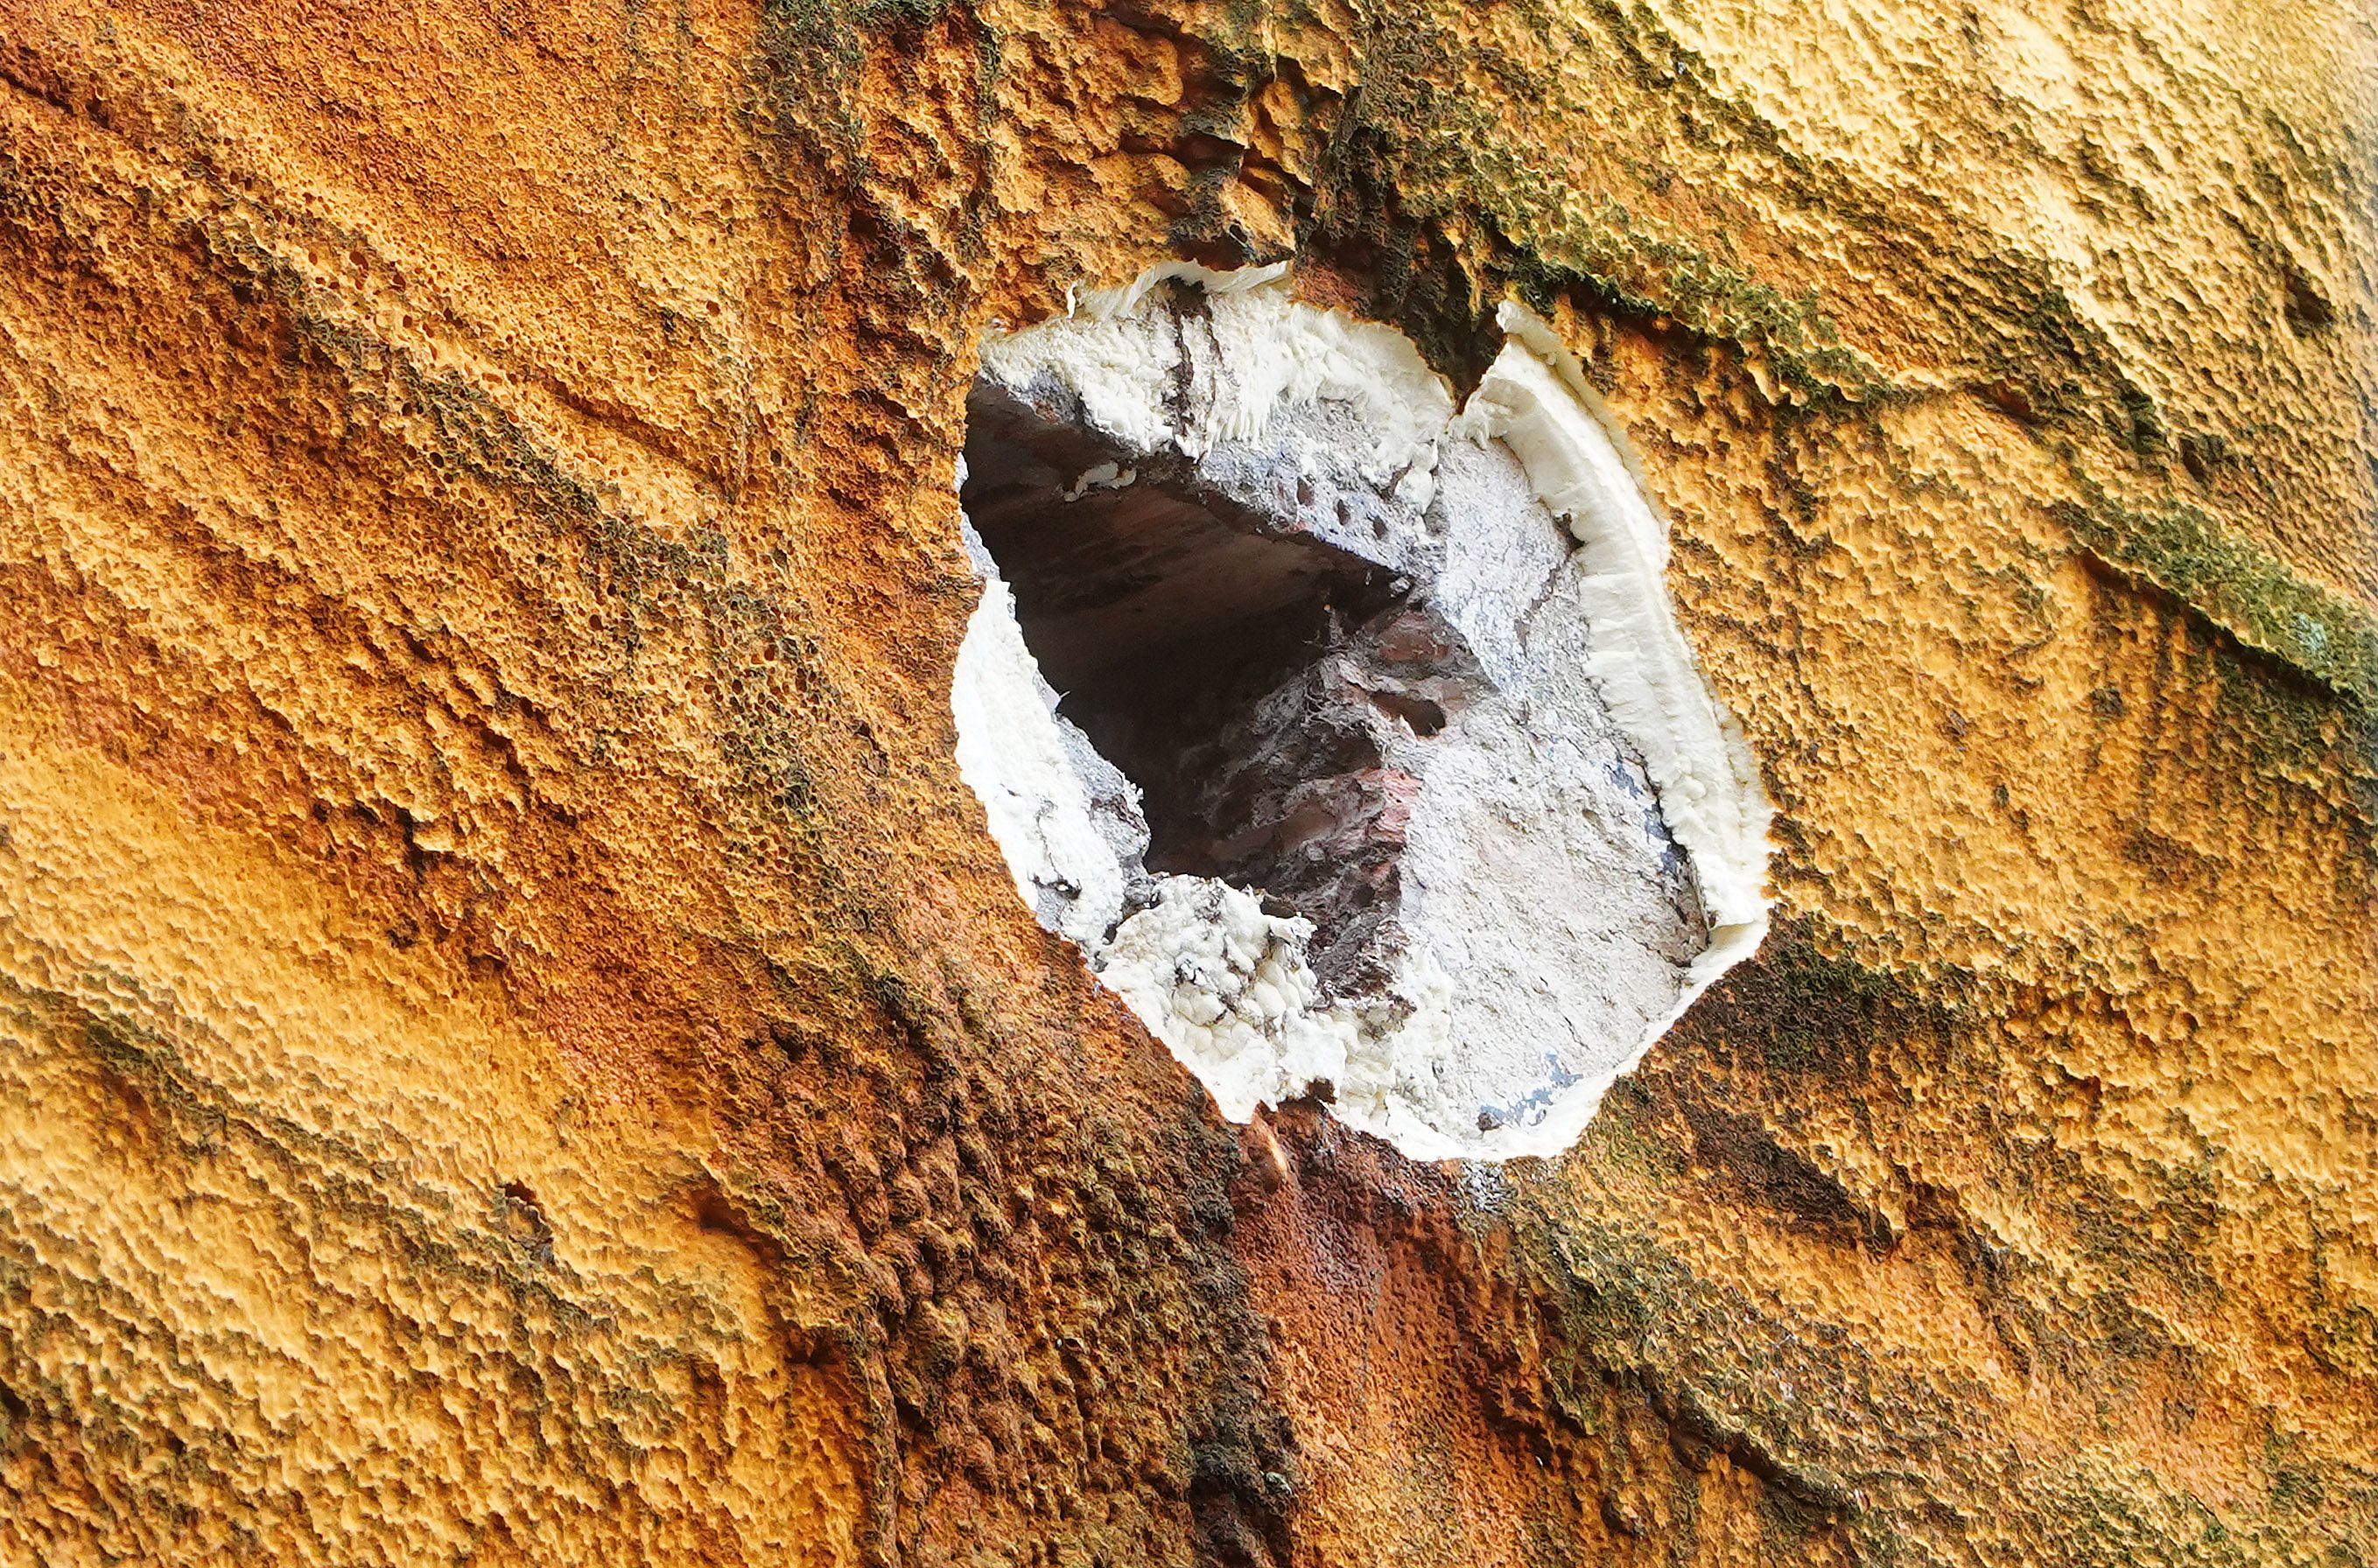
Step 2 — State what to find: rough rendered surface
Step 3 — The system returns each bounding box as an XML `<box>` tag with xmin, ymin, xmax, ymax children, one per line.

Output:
<box><xmin>0</xmin><ymin>0</ymin><xmax>2373</xmax><ymax>1564</ymax></box>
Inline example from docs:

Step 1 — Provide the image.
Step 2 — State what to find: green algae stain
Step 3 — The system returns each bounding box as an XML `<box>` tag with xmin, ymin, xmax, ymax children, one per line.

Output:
<box><xmin>1497</xmin><ymin>200</ymin><xmax>1885</xmax><ymax>403</ymax></box>
<box><xmin>2057</xmin><ymin>490</ymin><xmax>2378</xmax><ymax>709</ymax></box>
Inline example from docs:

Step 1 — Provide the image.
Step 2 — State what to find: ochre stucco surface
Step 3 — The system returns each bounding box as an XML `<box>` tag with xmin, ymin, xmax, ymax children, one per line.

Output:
<box><xmin>1</xmin><ymin>0</ymin><xmax>2372</xmax><ymax>1562</ymax></box>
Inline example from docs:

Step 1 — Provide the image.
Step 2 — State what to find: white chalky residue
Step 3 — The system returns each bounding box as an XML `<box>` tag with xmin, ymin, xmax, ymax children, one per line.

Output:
<box><xmin>981</xmin><ymin>261</ymin><xmax>1456</xmax><ymax>500</ymax></box>
<box><xmin>1098</xmin><ymin>880</ymin><xmax>1467</xmax><ymax>1152</ymax></box>
<box><xmin>1096</xmin><ymin>879</ymin><xmax>1357</xmax><ymax>1123</ymax></box>
<box><xmin>950</xmin><ymin>534</ymin><xmax>1149</xmax><ymax>948</ymax></box>
<box><xmin>1453</xmin><ymin>303</ymin><xmax>1774</xmax><ymax>962</ymax></box>
<box><xmin>954</xmin><ymin>267</ymin><xmax>1774</xmax><ymax>1161</ymax></box>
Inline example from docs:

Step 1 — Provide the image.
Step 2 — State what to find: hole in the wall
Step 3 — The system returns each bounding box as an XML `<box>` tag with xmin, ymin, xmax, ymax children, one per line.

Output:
<box><xmin>964</xmin><ymin>383</ymin><xmax>1437</xmax><ymax>989</ymax></box>
<box><xmin>951</xmin><ymin>265</ymin><xmax>1772</xmax><ymax>1160</ymax></box>
<box><xmin>963</xmin><ymin>386</ymin><xmax>1394</xmax><ymax>696</ymax></box>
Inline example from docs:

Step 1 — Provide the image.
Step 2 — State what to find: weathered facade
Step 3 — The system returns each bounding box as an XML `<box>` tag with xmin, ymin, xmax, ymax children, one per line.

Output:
<box><xmin>1</xmin><ymin>0</ymin><xmax>2372</xmax><ymax>1562</ymax></box>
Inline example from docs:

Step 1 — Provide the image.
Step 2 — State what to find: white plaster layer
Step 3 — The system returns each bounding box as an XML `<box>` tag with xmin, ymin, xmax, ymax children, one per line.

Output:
<box><xmin>980</xmin><ymin>262</ymin><xmax>1456</xmax><ymax>508</ymax></box>
<box><xmin>1452</xmin><ymin>302</ymin><xmax>1774</xmax><ymax>944</ymax></box>
<box><xmin>955</xmin><ymin>267</ymin><xmax>1774</xmax><ymax>1160</ymax></box>
<box><xmin>950</xmin><ymin>528</ymin><xmax>1150</xmax><ymax>948</ymax></box>
<box><xmin>1097</xmin><ymin>878</ymin><xmax>1357</xmax><ymax>1124</ymax></box>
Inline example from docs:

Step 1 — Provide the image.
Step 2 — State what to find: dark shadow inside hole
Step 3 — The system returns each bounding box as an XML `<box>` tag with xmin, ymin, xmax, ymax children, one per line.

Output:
<box><xmin>963</xmin><ymin>380</ymin><xmax>1420</xmax><ymax>988</ymax></box>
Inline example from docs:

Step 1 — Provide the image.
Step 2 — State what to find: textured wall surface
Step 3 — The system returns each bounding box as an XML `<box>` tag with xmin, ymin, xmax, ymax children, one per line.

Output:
<box><xmin>1</xmin><ymin>0</ymin><xmax>2372</xmax><ymax>1563</ymax></box>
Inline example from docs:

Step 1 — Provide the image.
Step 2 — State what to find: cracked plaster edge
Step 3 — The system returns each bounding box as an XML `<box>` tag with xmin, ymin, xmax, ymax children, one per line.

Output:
<box><xmin>1444</xmin><ymin>300</ymin><xmax>1775</xmax><ymax>1158</ymax></box>
<box><xmin>950</xmin><ymin>507</ymin><xmax>1149</xmax><ymax>950</ymax></box>
<box><xmin>1464</xmin><ymin>299</ymin><xmax>1773</xmax><ymax>943</ymax></box>
<box><xmin>983</xmin><ymin>262</ymin><xmax>1455</xmax><ymax>499</ymax></box>
<box><xmin>1064</xmin><ymin>258</ymin><xmax>1293</xmax><ymax>321</ymax></box>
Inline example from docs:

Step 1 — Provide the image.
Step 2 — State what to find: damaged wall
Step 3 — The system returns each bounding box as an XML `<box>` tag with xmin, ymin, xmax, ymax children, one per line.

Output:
<box><xmin>952</xmin><ymin>269</ymin><xmax>1769</xmax><ymax>1158</ymax></box>
<box><xmin>0</xmin><ymin>0</ymin><xmax>2373</xmax><ymax>1563</ymax></box>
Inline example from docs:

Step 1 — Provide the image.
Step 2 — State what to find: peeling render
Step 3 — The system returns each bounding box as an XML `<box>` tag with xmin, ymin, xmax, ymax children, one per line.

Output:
<box><xmin>952</xmin><ymin>266</ymin><xmax>1772</xmax><ymax>1160</ymax></box>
